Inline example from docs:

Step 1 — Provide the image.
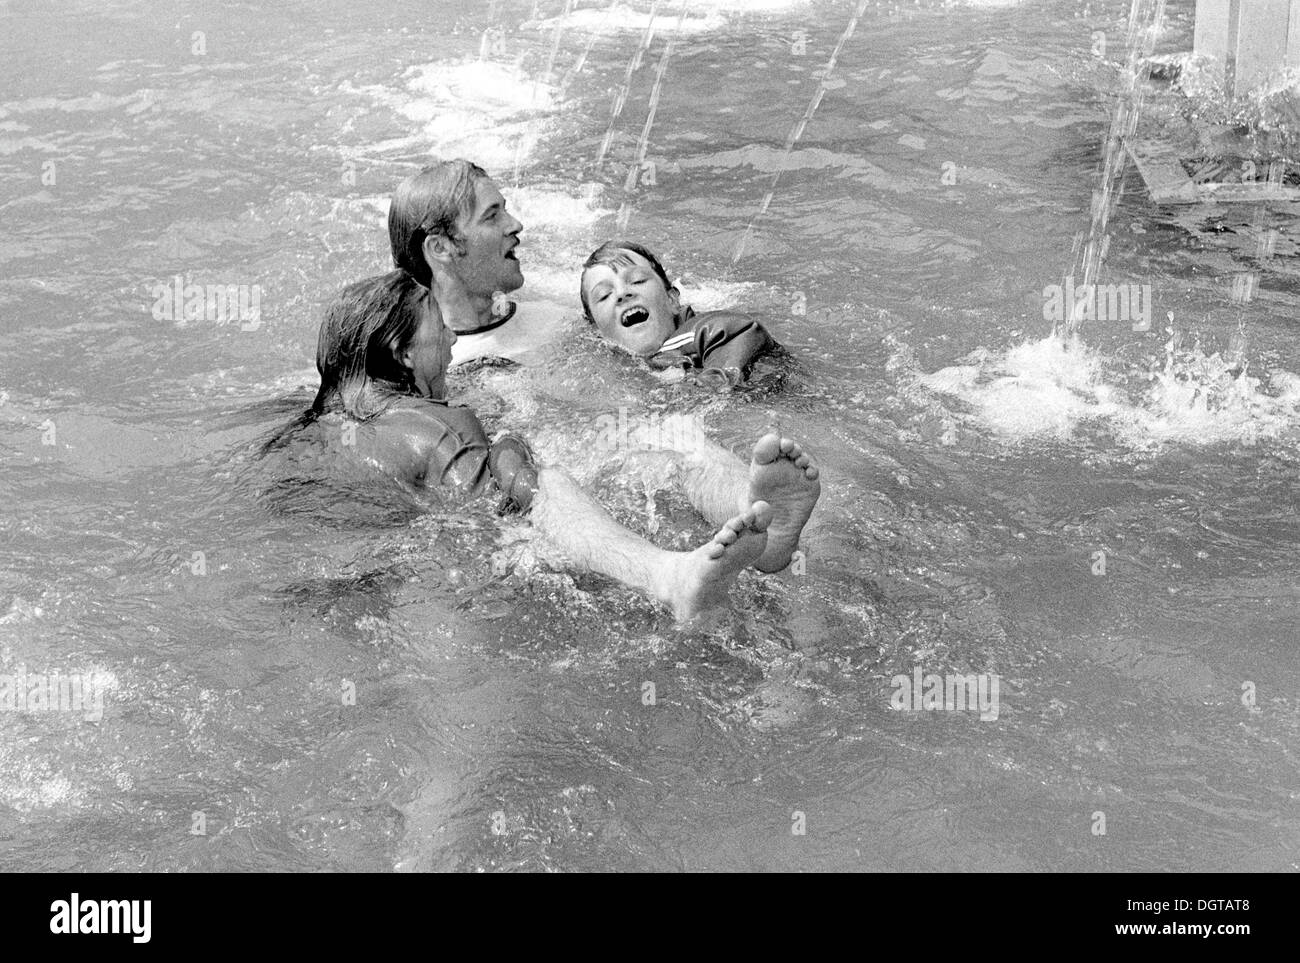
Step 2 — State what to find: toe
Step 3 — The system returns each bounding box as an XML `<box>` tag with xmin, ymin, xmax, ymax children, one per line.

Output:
<box><xmin>805</xmin><ymin>466</ymin><xmax>820</xmax><ymax>481</ymax></box>
<box><xmin>779</xmin><ymin>437</ymin><xmax>796</xmax><ymax>457</ymax></box>
<box><xmin>794</xmin><ymin>454</ymin><xmax>811</xmax><ymax>469</ymax></box>
<box><xmin>753</xmin><ymin>433</ymin><xmax>781</xmax><ymax>465</ymax></box>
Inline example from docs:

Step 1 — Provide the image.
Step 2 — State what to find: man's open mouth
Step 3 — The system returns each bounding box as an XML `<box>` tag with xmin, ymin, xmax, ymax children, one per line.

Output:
<box><xmin>504</xmin><ymin>249</ymin><xmax>518</xmax><ymax>261</ymax></box>
<box><xmin>620</xmin><ymin>305</ymin><xmax>650</xmax><ymax>327</ymax></box>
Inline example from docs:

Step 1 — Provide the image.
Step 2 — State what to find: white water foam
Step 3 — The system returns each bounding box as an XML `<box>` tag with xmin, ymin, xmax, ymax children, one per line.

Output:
<box><xmin>511</xmin><ymin>184</ymin><xmax>607</xmax><ymax>237</ymax></box>
<box><xmin>914</xmin><ymin>334</ymin><xmax>1300</xmax><ymax>450</ymax></box>
<box><xmin>676</xmin><ymin>277</ymin><xmax>760</xmax><ymax>313</ymax></box>
<box><xmin>344</xmin><ymin>60</ymin><xmax>561</xmax><ymax>172</ymax></box>
<box><xmin>526</xmin><ymin>4</ymin><xmax>726</xmax><ymax>35</ymax></box>
<box><xmin>682</xmin><ymin>0</ymin><xmax>812</xmax><ymax>10</ymax></box>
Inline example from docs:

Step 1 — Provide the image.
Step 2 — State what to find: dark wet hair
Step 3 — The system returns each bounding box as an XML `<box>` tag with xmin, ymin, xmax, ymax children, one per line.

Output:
<box><xmin>389</xmin><ymin>159</ymin><xmax>491</xmax><ymax>287</ymax></box>
<box><xmin>580</xmin><ymin>240</ymin><xmax>675</xmax><ymax>321</ymax></box>
<box><xmin>310</xmin><ymin>270</ymin><xmax>428</xmax><ymax>421</ymax></box>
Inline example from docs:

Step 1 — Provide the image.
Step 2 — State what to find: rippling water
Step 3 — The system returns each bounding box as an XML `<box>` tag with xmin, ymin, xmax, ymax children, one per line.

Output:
<box><xmin>1</xmin><ymin>0</ymin><xmax>1298</xmax><ymax>872</ymax></box>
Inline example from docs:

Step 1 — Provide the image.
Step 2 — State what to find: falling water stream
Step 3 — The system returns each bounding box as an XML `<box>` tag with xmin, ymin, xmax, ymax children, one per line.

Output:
<box><xmin>1065</xmin><ymin>0</ymin><xmax>1167</xmax><ymax>335</ymax></box>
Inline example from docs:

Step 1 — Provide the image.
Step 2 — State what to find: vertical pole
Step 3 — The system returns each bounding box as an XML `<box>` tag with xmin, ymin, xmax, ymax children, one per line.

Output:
<box><xmin>1225</xmin><ymin>0</ymin><xmax>1239</xmax><ymax>98</ymax></box>
<box><xmin>1288</xmin><ymin>0</ymin><xmax>1300</xmax><ymax>71</ymax></box>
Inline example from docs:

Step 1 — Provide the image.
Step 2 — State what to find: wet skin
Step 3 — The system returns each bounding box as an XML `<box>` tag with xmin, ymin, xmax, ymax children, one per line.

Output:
<box><xmin>332</xmin><ymin>298</ymin><xmax>492</xmax><ymax>491</ymax></box>
<box><xmin>580</xmin><ymin>250</ymin><xmax>682</xmax><ymax>356</ymax></box>
<box><xmin>427</xmin><ymin>179</ymin><xmax>524</xmax><ymax>334</ymax></box>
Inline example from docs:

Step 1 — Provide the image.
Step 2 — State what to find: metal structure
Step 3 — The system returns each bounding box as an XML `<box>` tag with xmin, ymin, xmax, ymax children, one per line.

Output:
<box><xmin>1127</xmin><ymin>0</ymin><xmax>1300</xmax><ymax>204</ymax></box>
<box><xmin>1194</xmin><ymin>0</ymin><xmax>1300</xmax><ymax>96</ymax></box>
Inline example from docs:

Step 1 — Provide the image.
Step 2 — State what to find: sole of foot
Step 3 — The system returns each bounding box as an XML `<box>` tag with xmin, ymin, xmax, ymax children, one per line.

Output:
<box><xmin>746</xmin><ymin>433</ymin><xmax>821</xmax><ymax>574</ymax></box>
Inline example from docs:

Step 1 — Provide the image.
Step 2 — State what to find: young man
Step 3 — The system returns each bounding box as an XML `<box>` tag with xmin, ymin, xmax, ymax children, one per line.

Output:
<box><xmin>580</xmin><ymin>240</ymin><xmax>775</xmax><ymax>386</ymax></box>
<box><xmin>389</xmin><ymin>159</ymin><xmax>562</xmax><ymax>369</ymax></box>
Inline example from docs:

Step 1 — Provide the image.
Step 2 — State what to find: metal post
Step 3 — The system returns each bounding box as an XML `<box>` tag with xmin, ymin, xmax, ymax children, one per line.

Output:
<box><xmin>1194</xmin><ymin>0</ymin><xmax>1300</xmax><ymax>95</ymax></box>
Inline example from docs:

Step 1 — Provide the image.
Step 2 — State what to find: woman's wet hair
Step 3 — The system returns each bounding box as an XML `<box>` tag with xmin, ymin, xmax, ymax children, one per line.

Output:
<box><xmin>580</xmin><ymin>240</ymin><xmax>675</xmax><ymax>321</ymax></box>
<box><xmin>310</xmin><ymin>270</ymin><xmax>428</xmax><ymax>421</ymax></box>
<box><xmin>389</xmin><ymin>159</ymin><xmax>490</xmax><ymax>287</ymax></box>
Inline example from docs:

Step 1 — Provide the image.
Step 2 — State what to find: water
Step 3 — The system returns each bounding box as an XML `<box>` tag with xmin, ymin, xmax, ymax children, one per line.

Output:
<box><xmin>1066</xmin><ymin>0</ymin><xmax>1165</xmax><ymax>333</ymax></box>
<box><xmin>2</xmin><ymin>0</ymin><xmax>1298</xmax><ymax>872</ymax></box>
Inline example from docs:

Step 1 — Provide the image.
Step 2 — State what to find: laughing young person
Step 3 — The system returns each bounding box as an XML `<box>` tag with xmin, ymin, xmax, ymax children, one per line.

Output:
<box><xmin>384</xmin><ymin>160</ymin><xmax>820</xmax><ymax>578</ymax></box>
<box><xmin>579</xmin><ymin>240</ymin><xmax>776</xmax><ymax>387</ymax></box>
<box><xmin>578</xmin><ymin>239</ymin><xmax>819</xmax><ymax>572</ymax></box>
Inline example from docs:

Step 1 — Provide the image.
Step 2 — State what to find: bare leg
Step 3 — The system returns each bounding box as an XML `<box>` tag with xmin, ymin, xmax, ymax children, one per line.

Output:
<box><xmin>530</xmin><ymin>467</ymin><xmax>771</xmax><ymax>621</ymax></box>
<box><xmin>639</xmin><ymin>416</ymin><xmax>821</xmax><ymax>574</ymax></box>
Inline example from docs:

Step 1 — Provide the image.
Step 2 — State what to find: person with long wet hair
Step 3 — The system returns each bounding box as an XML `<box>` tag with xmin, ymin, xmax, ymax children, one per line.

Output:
<box><xmin>307</xmin><ymin>268</ymin><xmax>501</xmax><ymax>496</ymax></box>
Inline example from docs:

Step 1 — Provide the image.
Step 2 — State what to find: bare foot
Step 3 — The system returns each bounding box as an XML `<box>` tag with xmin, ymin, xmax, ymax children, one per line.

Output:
<box><xmin>747</xmin><ymin>434</ymin><xmax>821</xmax><ymax>573</ymax></box>
<box><xmin>659</xmin><ymin>501</ymin><xmax>771</xmax><ymax>621</ymax></box>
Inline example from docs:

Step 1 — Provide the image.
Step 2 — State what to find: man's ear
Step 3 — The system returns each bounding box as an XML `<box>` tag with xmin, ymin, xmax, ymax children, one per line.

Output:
<box><xmin>421</xmin><ymin>233</ymin><xmax>456</xmax><ymax>268</ymax></box>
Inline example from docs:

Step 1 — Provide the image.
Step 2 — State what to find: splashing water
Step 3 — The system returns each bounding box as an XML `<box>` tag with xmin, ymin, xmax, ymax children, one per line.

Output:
<box><xmin>913</xmin><ymin>330</ymin><xmax>1300</xmax><ymax>450</ymax></box>
<box><xmin>515</xmin><ymin>0</ymin><xmax>577</xmax><ymax>184</ymax></box>
<box><xmin>344</xmin><ymin>61</ymin><xmax>562</xmax><ymax>171</ymax></box>
<box><xmin>595</xmin><ymin>2</ymin><xmax>663</xmax><ymax>166</ymax></box>
<box><xmin>731</xmin><ymin>0</ymin><xmax>871</xmax><ymax>264</ymax></box>
<box><xmin>1065</xmin><ymin>0</ymin><xmax>1167</xmax><ymax>337</ymax></box>
<box><xmin>528</xmin><ymin>2</ymin><xmax>725</xmax><ymax>35</ymax></box>
<box><xmin>911</xmin><ymin>0</ymin><xmax>1300</xmax><ymax>449</ymax></box>
<box><xmin>614</xmin><ymin>1</ymin><xmax>692</xmax><ymax>231</ymax></box>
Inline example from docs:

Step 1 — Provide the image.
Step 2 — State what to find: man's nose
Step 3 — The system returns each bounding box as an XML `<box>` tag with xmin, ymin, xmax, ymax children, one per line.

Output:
<box><xmin>506</xmin><ymin>215</ymin><xmax>523</xmax><ymax>235</ymax></box>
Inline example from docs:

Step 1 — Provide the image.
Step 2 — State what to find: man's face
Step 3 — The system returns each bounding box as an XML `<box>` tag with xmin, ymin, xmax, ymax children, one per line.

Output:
<box><xmin>447</xmin><ymin>179</ymin><xmax>524</xmax><ymax>299</ymax></box>
<box><xmin>581</xmin><ymin>250</ymin><xmax>681</xmax><ymax>357</ymax></box>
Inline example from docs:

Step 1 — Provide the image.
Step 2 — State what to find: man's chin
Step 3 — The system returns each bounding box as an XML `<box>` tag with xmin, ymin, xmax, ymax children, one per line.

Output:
<box><xmin>500</xmin><ymin>266</ymin><xmax>525</xmax><ymax>292</ymax></box>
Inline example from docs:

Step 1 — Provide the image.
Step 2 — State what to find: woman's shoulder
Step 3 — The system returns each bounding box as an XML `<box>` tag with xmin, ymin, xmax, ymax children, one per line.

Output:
<box><xmin>374</xmin><ymin>398</ymin><xmax>488</xmax><ymax>445</ymax></box>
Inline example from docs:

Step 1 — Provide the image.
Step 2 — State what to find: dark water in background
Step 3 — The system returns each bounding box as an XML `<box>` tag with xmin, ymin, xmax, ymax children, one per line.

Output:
<box><xmin>1</xmin><ymin>0</ymin><xmax>1298</xmax><ymax>871</ymax></box>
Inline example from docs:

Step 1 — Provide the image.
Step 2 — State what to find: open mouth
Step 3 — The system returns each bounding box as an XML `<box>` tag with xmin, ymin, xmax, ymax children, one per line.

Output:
<box><xmin>504</xmin><ymin>249</ymin><xmax>518</xmax><ymax>261</ymax></box>
<box><xmin>619</xmin><ymin>305</ymin><xmax>650</xmax><ymax>328</ymax></box>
